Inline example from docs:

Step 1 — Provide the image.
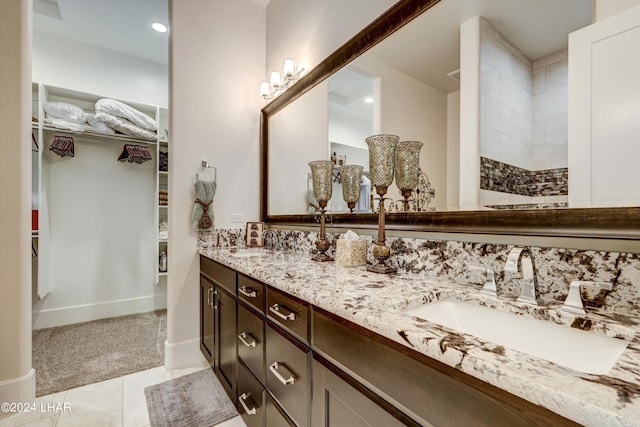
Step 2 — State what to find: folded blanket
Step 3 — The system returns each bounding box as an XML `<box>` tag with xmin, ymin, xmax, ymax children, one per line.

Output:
<box><xmin>95</xmin><ymin>112</ymin><xmax>157</xmax><ymax>141</ymax></box>
<box><xmin>96</xmin><ymin>98</ymin><xmax>157</xmax><ymax>131</ymax></box>
<box><xmin>192</xmin><ymin>179</ymin><xmax>216</xmax><ymax>230</ymax></box>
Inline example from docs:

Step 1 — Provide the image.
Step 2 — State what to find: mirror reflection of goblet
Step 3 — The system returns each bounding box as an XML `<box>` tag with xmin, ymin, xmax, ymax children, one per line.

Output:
<box><xmin>365</xmin><ymin>134</ymin><xmax>399</xmax><ymax>274</ymax></box>
<box><xmin>341</xmin><ymin>165</ymin><xmax>363</xmax><ymax>213</ymax></box>
<box><xmin>308</xmin><ymin>160</ymin><xmax>334</xmax><ymax>262</ymax></box>
<box><xmin>395</xmin><ymin>141</ymin><xmax>423</xmax><ymax>212</ymax></box>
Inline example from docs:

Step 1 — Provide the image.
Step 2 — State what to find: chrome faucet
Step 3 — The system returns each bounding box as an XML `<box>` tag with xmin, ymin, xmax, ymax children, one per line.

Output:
<box><xmin>504</xmin><ymin>247</ymin><xmax>540</xmax><ymax>306</ymax></box>
<box><xmin>561</xmin><ymin>281</ymin><xmax>612</xmax><ymax>316</ymax></box>
<box><xmin>261</xmin><ymin>229</ymin><xmax>280</xmax><ymax>251</ymax></box>
<box><xmin>469</xmin><ymin>265</ymin><xmax>498</xmax><ymax>297</ymax></box>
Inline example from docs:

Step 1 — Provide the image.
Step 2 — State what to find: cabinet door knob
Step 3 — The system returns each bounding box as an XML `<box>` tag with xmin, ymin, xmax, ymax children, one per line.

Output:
<box><xmin>238</xmin><ymin>331</ymin><xmax>257</xmax><ymax>348</ymax></box>
<box><xmin>269</xmin><ymin>361</ymin><xmax>296</xmax><ymax>385</ymax></box>
<box><xmin>239</xmin><ymin>392</ymin><xmax>257</xmax><ymax>415</ymax></box>
<box><xmin>269</xmin><ymin>304</ymin><xmax>296</xmax><ymax>321</ymax></box>
<box><xmin>239</xmin><ymin>286</ymin><xmax>257</xmax><ymax>298</ymax></box>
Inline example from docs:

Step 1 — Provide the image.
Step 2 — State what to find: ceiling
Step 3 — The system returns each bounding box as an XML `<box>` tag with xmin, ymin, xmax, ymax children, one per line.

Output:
<box><xmin>329</xmin><ymin>0</ymin><xmax>593</xmax><ymax>122</ymax></box>
<box><xmin>33</xmin><ymin>0</ymin><xmax>170</xmax><ymax>65</ymax></box>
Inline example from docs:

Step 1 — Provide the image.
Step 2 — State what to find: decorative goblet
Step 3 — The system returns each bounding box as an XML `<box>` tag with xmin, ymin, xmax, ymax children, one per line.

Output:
<box><xmin>394</xmin><ymin>141</ymin><xmax>423</xmax><ymax>212</ymax></box>
<box><xmin>365</xmin><ymin>134</ymin><xmax>399</xmax><ymax>274</ymax></box>
<box><xmin>341</xmin><ymin>165</ymin><xmax>363</xmax><ymax>213</ymax></box>
<box><xmin>308</xmin><ymin>160</ymin><xmax>334</xmax><ymax>262</ymax></box>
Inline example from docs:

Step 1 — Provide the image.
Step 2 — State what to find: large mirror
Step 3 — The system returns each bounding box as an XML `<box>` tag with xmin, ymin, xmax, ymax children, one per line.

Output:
<box><xmin>261</xmin><ymin>0</ymin><xmax>640</xmax><ymax>239</ymax></box>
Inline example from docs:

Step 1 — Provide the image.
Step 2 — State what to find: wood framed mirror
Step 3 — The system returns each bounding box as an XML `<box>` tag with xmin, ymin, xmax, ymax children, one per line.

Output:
<box><xmin>260</xmin><ymin>0</ymin><xmax>640</xmax><ymax>241</ymax></box>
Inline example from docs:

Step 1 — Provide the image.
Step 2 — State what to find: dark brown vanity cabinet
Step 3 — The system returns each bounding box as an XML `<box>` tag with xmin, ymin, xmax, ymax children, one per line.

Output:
<box><xmin>311</xmin><ymin>358</ymin><xmax>408</xmax><ymax>427</ymax></box>
<box><xmin>200</xmin><ymin>256</ymin><xmax>237</xmax><ymax>401</ymax></box>
<box><xmin>201</xmin><ymin>257</ymin><xmax>578</xmax><ymax>427</ymax></box>
<box><xmin>199</xmin><ymin>275</ymin><xmax>216</xmax><ymax>366</ymax></box>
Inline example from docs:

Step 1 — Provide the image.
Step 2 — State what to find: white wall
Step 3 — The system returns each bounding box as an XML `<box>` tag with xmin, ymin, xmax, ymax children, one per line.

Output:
<box><xmin>169</xmin><ymin>0</ymin><xmax>265</xmax><ymax>368</ymax></box>
<box><xmin>328</xmin><ymin>112</ymin><xmax>371</xmax><ymax>151</ymax></box>
<box><xmin>266</xmin><ymin>0</ymin><xmax>396</xmax><ymax>78</ymax></box>
<box><xmin>0</xmin><ymin>0</ymin><xmax>35</xmax><ymax>405</ymax></box>
<box><xmin>352</xmin><ymin>55</ymin><xmax>448</xmax><ymax>209</ymax></box>
<box><xmin>33</xmin><ymin>31</ymin><xmax>168</xmax><ymax>108</ymax></box>
<box><xmin>459</xmin><ymin>16</ymin><xmax>482</xmax><ymax>210</ymax></box>
<box><xmin>269</xmin><ymin>82</ymin><xmax>328</xmax><ymax>215</ymax></box>
<box><xmin>446</xmin><ymin>91</ymin><xmax>460</xmax><ymax>210</ymax></box>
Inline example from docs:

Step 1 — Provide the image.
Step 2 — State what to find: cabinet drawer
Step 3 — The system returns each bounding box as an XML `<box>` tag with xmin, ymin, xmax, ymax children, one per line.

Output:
<box><xmin>237</xmin><ymin>361</ymin><xmax>265</xmax><ymax>427</ymax></box>
<box><xmin>238</xmin><ymin>274</ymin><xmax>265</xmax><ymax>313</ymax></box>
<box><xmin>238</xmin><ymin>302</ymin><xmax>265</xmax><ymax>383</ymax></box>
<box><xmin>200</xmin><ymin>256</ymin><xmax>236</xmax><ymax>294</ymax></box>
<box><xmin>267</xmin><ymin>287</ymin><xmax>309</xmax><ymax>342</ymax></box>
<box><xmin>266</xmin><ymin>394</ymin><xmax>296</xmax><ymax>427</ymax></box>
<box><xmin>266</xmin><ymin>322</ymin><xmax>310</xmax><ymax>427</ymax></box>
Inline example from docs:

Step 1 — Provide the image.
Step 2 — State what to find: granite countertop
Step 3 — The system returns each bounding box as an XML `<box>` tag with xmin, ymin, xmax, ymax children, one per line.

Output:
<box><xmin>199</xmin><ymin>247</ymin><xmax>640</xmax><ymax>427</ymax></box>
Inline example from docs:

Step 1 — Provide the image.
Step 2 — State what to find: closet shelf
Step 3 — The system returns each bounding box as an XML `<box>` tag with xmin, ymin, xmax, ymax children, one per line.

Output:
<box><xmin>158</xmin><ymin>272</ymin><xmax>168</xmax><ymax>277</ymax></box>
<box><xmin>42</xmin><ymin>125</ymin><xmax>160</xmax><ymax>145</ymax></box>
<box><xmin>158</xmin><ymin>171</ymin><xmax>169</xmax><ymax>176</ymax></box>
<box><xmin>158</xmin><ymin>239</ymin><xmax>168</xmax><ymax>243</ymax></box>
<box><xmin>158</xmin><ymin>205</ymin><xmax>169</xmax><ymax>208</ymax></box>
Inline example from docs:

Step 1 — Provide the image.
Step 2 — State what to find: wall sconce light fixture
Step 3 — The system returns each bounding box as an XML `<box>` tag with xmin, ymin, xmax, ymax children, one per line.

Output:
<box><xmin>260</xmin><ymin>58</ymin><xmax>305</xmax><ymax>100</ymax></box>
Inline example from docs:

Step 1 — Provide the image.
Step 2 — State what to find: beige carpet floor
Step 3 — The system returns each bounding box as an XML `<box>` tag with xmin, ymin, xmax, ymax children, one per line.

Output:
<box><xmin>33</xmin><ymin>309</ymin><xmax>167</xmax><ymax>397</ymax></box>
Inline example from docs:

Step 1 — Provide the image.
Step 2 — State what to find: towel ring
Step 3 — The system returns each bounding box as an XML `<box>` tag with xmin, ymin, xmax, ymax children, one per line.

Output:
<box><xmin>196</xmin><ymin>160</ymin><xmax>217</xmax><ymax>184</ymax></box>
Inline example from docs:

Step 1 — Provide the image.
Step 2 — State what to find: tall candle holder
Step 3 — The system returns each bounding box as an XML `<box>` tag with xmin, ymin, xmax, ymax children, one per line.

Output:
<box><xmin>395</xmin><ymin>141</ymin><xmax>423</xmax><ymax>212</ymax></box>
<box><xmin>341</xmin><ymin>165</ymin><xmax>363</xmax><ymax>213</ymax></box>
<box><xmin>365</xmin><ymin>134</ymin><xmax>399</xmax><ymax>274</ymax></box>
<box><xmin>308</xmin><ymin>160</ymin><xmax>333</xmax><ymax>262</ymax></box>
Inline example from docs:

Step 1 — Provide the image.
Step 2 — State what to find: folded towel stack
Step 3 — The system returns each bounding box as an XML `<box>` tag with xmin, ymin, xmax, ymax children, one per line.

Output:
<box><xmin>118</xmin><ymin>144</ymin><xmax>152</xmax><ymax>164</ymax></box>
<box><xmin>49</xmin><ymin>135</ymin><xmax>75</xmax><ymax>158</ymax></box>
<box><xmin>159</xmin><ymin>190</ymin><xmax>168</xmax><ymax>206</ymax></box>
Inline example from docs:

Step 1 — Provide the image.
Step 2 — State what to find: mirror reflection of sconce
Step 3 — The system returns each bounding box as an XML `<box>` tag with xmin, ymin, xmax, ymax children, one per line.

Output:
<box><xmin>260</xmin><ymin>58</ymin><xmax>305</xmax><ymax>100</ymax></box>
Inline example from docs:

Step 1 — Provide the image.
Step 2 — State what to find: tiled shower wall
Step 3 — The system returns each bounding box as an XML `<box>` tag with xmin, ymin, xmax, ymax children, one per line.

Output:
<box><xmin>479</xmin><ymin>18</ymin><xmax>569</xmax><ymax>208</ymax></box>
<box><xmin>199</xmin><ymin>229</ymin><xmax>640</xmax><ymax>318</ymax></box>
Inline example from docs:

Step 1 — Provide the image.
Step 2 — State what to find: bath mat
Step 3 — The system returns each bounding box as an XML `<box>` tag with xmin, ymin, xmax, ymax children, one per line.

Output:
<box><xmin>33</xmin><ymin>309</ymin><xmax>166</xmax><ymax>396</ymax></box>
<box><xmin>144</xmin><ymin>368</ymin><xmax>238</xmax><ymax>427</ymax></box>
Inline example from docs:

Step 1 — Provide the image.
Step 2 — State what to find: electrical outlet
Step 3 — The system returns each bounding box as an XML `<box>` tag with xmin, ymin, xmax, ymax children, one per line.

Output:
<box><xmin>231</xmin><ymin>213</ymin><xmax>245</xmax><ymax>223</ymax></box>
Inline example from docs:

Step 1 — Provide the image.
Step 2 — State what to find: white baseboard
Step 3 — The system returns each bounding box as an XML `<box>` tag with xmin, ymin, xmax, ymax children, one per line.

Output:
<box><xmin>164</xmin><ymin>338</ymin><xmax>207</xmax><ymax>370</ymax></box>
<box><xmin>0</xmin><ymin>369</ymin><xmax>35</xmax><ymax>406</ymax></box>
<box><xmin>32</xmin><ymin>295</ymin><xmax>167</xmax><ymax>329</ymax></box>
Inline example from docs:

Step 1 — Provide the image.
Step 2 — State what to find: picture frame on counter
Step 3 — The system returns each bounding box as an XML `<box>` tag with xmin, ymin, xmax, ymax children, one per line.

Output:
<box><xmin>246</xmin><ymin>221</ymin><xmax>264</xmax><ymax>247</ymax></box>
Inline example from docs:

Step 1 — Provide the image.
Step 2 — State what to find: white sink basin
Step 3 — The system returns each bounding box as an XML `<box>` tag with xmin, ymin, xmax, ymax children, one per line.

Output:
<box><xmin>230</xmin><ymin>251</ymin><xmax>269</xmax><ymax>258</ymax></box>
<box><xmin>403</xmin><ymin>300</ymin><xmax>629</xmax><ymax>375</ymax></box>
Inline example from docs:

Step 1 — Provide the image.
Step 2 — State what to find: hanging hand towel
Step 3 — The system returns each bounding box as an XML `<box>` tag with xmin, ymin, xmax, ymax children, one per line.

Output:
<box><xmin>192</xmin><ymin>179</ymin><xmax>216</xmax><ymax>230</ymax></box>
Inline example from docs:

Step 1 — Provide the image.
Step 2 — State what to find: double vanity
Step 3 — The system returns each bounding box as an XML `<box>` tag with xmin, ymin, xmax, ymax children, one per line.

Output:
<box><xmin>199</xmin><ymin>246</ymin><xmax>640</xmax><ymax>427</ymax></box>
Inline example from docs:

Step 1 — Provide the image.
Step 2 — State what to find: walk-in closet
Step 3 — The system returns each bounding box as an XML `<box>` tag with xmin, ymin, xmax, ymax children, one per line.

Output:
<box><xmin>30</xmin><ymin>0</ymin><xmax>170</xmax><ymax>396</ymax></box>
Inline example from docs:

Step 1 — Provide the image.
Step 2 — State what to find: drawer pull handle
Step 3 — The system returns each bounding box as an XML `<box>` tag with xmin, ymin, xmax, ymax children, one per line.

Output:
<box><xmin>238</xmin><ymin>331</ymin><xmax>257</xmax><ymax>348</ymax></box>
<box><xmin>269</xmin><ymin>304</ymin><xmax>296</xmax><ymax>321</ymax></box>
<box><xmin>239</xmin><ymin>286</ymin><xmax>257</xmax><ymax>298</ymax></box>
<box><xmin>269</xmin><ymin>361</ymin><xmax>296</xmax><ymax>385</ymax></box>
<box><xmin>207</xmin><ymin>287</ymin><xmax>212</xmax><ymax>307</ymax></box>
<box><xmin>239</xmin><ymin>392</ymin><xmax>257</xmax><ymax>415</ymax></box>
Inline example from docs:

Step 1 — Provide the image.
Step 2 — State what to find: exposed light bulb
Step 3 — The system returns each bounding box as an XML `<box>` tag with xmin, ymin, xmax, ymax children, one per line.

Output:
<box><xmin>151</xmin><ymin>22</ymin><xmax>168</xmax><ymax>33</ymax></box>
<box><xmin>364</xmin><ymin>97</ymin><xmax>374</xmax><ymax>104</ymax></box>
<box><xmin>270</xmin><ymin>70</ymin><xmax>282</xmax><ymax>88</ymax></box>
<box><xmin>259</xmin><ymin>81</ymin><xmax>270</xmax><ymax>98</ymax></box>
<box><xmin>283</xmin><ymin>58</ymin><xmax>295</xmax><ymax>77</ymax></box>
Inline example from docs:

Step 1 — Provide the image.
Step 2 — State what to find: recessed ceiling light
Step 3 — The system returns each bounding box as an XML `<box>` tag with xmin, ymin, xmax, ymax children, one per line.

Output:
<box><xmin>151</xmin><ymin>22</ymin><xmax>168</xmax><ymax>33</ymax></box>
<box><xmin>364</xmin><ymin>97</ymin><xmax>374</xmax><ymax>104</ymax></box>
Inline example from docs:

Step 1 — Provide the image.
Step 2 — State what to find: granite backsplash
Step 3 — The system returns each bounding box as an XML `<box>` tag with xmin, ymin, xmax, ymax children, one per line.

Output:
<box><xmin>198</xmin><ymin>229</ymin><xmax>640</xmax><ymax>318</ymax></box>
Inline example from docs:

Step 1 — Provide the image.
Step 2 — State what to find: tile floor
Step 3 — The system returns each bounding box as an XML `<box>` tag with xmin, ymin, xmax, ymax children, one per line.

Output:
<box><xmin>0</xmin><ymin>364</ymin><xmax>247</xmax><ymax>427</ymax></box>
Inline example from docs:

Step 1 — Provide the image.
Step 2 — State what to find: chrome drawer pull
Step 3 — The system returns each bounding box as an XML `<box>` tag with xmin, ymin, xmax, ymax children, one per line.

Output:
<box><xmin>239</xmin><ymin>392</ymin><xmax>257</xmax><ymax>415</ymax></box>
<box><xmin>239</xmin><ymin>286</ymin><xmax>257</xmax><ymax>298</ymax></box>
<box><xmin>238</xmin><ymin>331</ymin><xmax>257</xmax><ymax>348</ymax></box>
<box><xmin>269</xmin><ymin>361</ymin><xmax>296</xmax><ymax>385</ymax></box>
<box><xmin>269</xmin><ymin>304</ymin><xmax>296</xmax><ymax>321</ymax></box>
<box><xmin>207</xmin><ymin>288</ymin><xmax>212</xmax><ymax>307</ymax></box>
